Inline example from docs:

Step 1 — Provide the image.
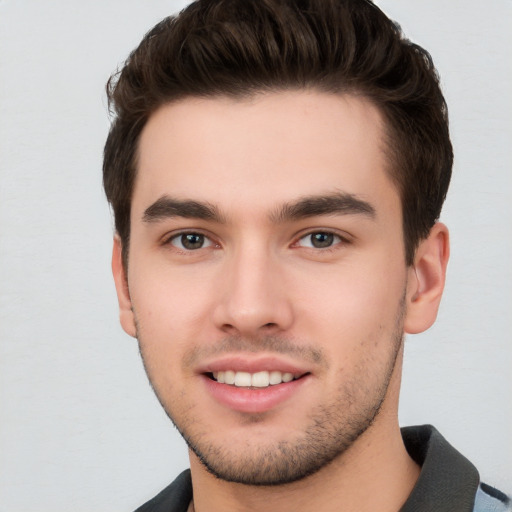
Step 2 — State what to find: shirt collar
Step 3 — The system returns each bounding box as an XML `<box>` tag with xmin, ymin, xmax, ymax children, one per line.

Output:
<box><xmin>400</xmin><ymin>425</ymin><xmax>479</xmax><ymax>512</ymax></box>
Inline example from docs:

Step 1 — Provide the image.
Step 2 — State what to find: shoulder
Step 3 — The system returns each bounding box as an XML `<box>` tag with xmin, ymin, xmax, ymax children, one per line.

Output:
<box><xmin>474</xmin><ymin>483</ymin><xmax>511</xmax><ymax>512</ymax></box>
<box><xmin>133</xmin><ymin>470</ymin><xmax>192</xmax><ymax>512</ymax></box>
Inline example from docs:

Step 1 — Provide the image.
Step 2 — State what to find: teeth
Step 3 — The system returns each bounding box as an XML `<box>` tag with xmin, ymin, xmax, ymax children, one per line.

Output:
<box><xmin>269</xmin><ymin>370</ymin><xmax>283</xmax><ymax>385</ymax></box>
<box><xmin>251</xmin><ymin>371</ymin><xmax>270</xmax><ymax>387</ymax></box>
<box><xmin>224</xmin><ymin>370</ymin><xmax>236</xmax><ymax>385</ymax></box>
<box><xmin>234</xmin><ymin>371</ymin><xmax>252</xmax><ymax>387</ymax></box>
<box><xmin>213</xmin><ymin>370</ymin><xmax>298</xmax><ymax>387</ymax></box>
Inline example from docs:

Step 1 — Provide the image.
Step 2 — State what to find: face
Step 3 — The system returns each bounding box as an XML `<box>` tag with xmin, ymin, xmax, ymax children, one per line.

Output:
<box><xmin>116</xmin><ymin>91</ymin><xmax>418</xmax><ymax>485</ymax></box>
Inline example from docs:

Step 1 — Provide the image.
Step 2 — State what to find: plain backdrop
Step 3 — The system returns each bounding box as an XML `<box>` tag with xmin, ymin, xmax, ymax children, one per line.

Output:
<box><xmin>0</xmin><ymin>1</ymin><xmax>510</xmax><ymax>510</ymax></box>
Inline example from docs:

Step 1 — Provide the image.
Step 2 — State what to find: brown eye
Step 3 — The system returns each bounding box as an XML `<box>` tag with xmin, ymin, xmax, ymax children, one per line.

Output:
<box><xmin>170</xmin><ymin>233</ymin><xmax>212</xmax><ymax>250</ymax></box>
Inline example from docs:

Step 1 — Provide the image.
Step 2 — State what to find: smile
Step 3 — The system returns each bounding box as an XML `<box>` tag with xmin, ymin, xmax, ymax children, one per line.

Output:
<box><xmin>211</xmin><ymin>370</ymin><xmax>302</xmax><ymax>388</ymax></box>
<box><xmin>203</xmin><ymin>369</ymin><xmax>310</xmax><ymax>413</ymax></box>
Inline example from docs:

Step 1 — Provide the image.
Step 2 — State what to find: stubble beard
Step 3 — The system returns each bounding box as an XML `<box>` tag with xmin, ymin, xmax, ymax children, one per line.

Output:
<box><xmin>136</xmin><ymin>293</ymin><xmax>406</xmax><ymax>487</ymax></box>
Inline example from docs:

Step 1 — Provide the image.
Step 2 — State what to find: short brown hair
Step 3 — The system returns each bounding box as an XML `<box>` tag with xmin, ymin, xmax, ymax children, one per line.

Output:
<box><xmin>104</xmin><ymin>0</ymin><xmax>452</xmax><ymax>267</ymax></box>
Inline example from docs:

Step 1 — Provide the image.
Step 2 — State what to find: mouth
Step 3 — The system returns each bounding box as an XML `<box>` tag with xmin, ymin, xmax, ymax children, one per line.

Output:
<box><xmin>199</xmin><ymin>356</ymin><xmax>312</xmax><ymax>413</ymax></box>
<box><xmin>207</xmin><ymin>370</ymin><xmax>307</xmax><ymax>388</ymax></box>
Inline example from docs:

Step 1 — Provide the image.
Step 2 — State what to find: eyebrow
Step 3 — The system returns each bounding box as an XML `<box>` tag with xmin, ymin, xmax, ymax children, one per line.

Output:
<box><xmin>143</xmin><ymin>196</ymin><xmax>226</xmax><ymax>223</ymax></box>
<box><xmin>142</xmin><ymin>192</ymin><xmax>376</xmax><ymax>225</ymax></box>
<box><xmin>270</xmin><ymin>192</ymin><xmax>376</xmax><ymax>223</ymax></box>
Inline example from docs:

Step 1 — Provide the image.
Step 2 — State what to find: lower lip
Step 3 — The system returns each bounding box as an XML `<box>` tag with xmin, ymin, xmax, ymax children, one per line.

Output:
<box><xmin>202</xmin><ymin>375</ymin><xmax>309</xmax><ymax>414</ymax></box>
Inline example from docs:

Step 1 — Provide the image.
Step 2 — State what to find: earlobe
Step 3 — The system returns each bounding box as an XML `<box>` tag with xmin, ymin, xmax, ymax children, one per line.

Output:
<box><xmin>404</xmin><ymin>223</ymin><xmax>450</xmax><ymax>334</ymax></box>
<box><xmin>112</xmin><ymin>235</ymin><xmax>137</xmax><ymax>338</ymax></box>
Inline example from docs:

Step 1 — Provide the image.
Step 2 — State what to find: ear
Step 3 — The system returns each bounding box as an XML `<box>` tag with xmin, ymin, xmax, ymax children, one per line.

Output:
<box><xmin>404</xmin><ymin>222</ymin><xmax>450</xmax><ymax>334</ymax></box>
<box><xmin>112</xmin><ymin>235</ymin><xmax>137</xmax><ymax>338</ymax></box>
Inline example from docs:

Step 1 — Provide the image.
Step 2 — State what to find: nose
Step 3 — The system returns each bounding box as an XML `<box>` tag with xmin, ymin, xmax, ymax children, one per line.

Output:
<box><xmin>212</xmin><ymin>244</ymin><xmax>294</xmax><ymax>337</ymax></box>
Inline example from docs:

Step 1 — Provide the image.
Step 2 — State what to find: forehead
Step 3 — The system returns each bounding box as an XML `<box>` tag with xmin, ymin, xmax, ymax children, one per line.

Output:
<box><xmin>134</xmin><ymin>91</ymin><xmax>398</xmax><ymax>220</ymax></box>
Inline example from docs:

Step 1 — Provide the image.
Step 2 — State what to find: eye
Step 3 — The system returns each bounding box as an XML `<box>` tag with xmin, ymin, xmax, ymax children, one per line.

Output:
<box><xmin>169</xmin><ymin>232</ymin><xmax>214</xmax><ymax>251</ymax></box>
<box><xmin>296</xmin><ymin>231</ymin><xmax>343</xmax><ymax>249</ymax></box>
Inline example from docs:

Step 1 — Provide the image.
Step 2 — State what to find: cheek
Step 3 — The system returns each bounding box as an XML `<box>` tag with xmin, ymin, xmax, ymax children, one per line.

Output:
<box><xmin>292</xmin><ymin>260</ymin><xmax>406</xmax><ymax>350</ymax></box>
<box><xmin>130</xmin><ymin>260</ymin><xmax>214</xmax><ymax>328</ymax></box>
<box><xmin>128</xmin><ymin>273</ymin><xmax>214</xmax><ymax>385</ymax></box>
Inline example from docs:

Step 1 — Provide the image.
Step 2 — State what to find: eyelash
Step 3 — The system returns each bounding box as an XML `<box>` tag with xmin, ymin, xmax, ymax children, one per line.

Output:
<box><xmin>163</xmin><ymin>229</ymin><xmax>350</xmax><ymax>253</ymax></box>
<box><xmin>164</xmin><ymin>231</ymin><xmax>218</xmax><ymax>252</ymax></box>
<box><xmin>292</xmin><ymin>230</ymin><xmax>350</xmax><ymax>253</ymax></box>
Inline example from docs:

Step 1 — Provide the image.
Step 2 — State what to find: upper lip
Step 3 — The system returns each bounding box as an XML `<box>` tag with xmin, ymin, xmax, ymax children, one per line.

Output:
<box><xmin>196</xmin><ymin>354</ymin><xmax>311</xmax><ymax>376</ymax></box>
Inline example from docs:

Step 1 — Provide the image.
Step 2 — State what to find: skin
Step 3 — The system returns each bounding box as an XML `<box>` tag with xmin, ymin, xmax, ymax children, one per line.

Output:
<box><xmin>112</xmin><ymin>91</ymin><xmax>449</xmax><ymax>512</ymax></box>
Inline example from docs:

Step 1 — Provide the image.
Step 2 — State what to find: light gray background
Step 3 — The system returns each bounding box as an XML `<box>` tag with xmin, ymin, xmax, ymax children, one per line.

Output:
<box><xmin>0</xmin><ymin>1</ymin><xmax>510</xmax><ymax>510</ymax></box>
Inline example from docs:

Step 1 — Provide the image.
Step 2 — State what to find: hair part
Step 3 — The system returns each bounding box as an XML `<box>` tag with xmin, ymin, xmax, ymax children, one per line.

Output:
<box><xmin>103</xmin><ymin>0</ymin><xmax>453</xmax><ymax>268</ymax></box>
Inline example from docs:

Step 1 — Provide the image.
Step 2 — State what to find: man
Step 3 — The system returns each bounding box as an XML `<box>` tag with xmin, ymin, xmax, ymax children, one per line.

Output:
<box><xmin>103</xmin><ymin>1</ymin><xmax>510</xmax><ymax>511</ymax></box>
